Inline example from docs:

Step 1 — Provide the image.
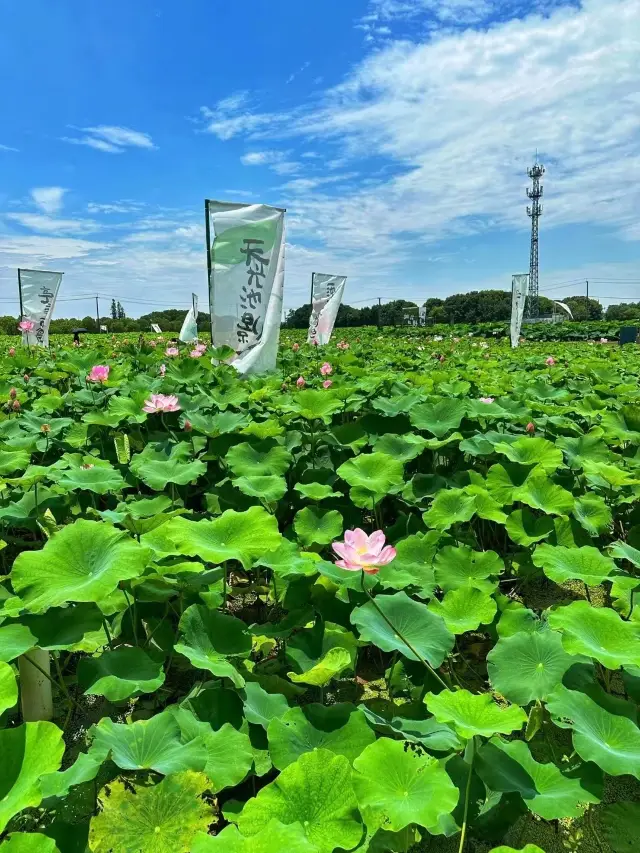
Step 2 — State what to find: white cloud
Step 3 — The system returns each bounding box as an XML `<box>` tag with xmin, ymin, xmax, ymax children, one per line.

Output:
<box><xmin>62</xmin><ymin>125</ymin><xmax>155</xmax><ymax>154</ymax></box>
<box><xmin>87</xmin><ymin>200</ymin><xmax>145</xmax><ymax>214</ymax></box>
<box><xmin>200</xmin><ymin>93</ymin><xmax>286</xmax><ymax>140</ymax></box>
<box><xmin>5</xmin><ymin>213</ymin><xmax>99</xmax><ymax>234</ymax></box>
<box><xmin>0</xmin><ymin>234</ymin><xmax>108</xmax><ymax>260</ymax></box>
<box><xmin>241</xmin><ymin>149</ymin><xmax>300</xmax><ymax>175</ymax></box>
<box><xmin>31</xmin><ymin>187</ymin><xmax>66</xmax><ymax>215</ymax></box>
<box><xmin>0</xmin><ymin>143</ymin><xmax>18</xmax><ymax>152</ymax></box>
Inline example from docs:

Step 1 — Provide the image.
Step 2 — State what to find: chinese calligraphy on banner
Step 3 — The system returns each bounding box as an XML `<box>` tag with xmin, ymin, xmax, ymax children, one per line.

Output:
<box><xmin>207</xmin><ymin>200</ymin><xmax>285</xmax><ymax>374</ymax></box>
<box><xmin>307</xmin><ymin>273</ymin><xmax>347</xmax><ymax>345</ymax></box>
<box><xmin>510</xmin><ymin>274</ymin><xmax>529</xmax><ymax>348</ymax></box>
<box><xmin>18</xmin><ymin>268</ymin><xmax>63</xmax><ymax>347</ymax></box>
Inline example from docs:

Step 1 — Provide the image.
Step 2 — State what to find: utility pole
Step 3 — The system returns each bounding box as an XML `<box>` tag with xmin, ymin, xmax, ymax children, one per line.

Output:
<box><xmin>95</xmin><ymin>296</ymin><xmax>100</xmax><ymax>333</ymax></box>
<box><xmin>586</xmin><ymin>279</ymin><xmax>589</xmax><ymax>320</ymax></box>
<box><xmin>526</xmin><ymin>157</ymin><xmax>545</xmax><ymax>318</ymax></box>
<box><xmin>377</xmin><ymin>297</ymin><xmax>383</xmax><ymax>329</ymax></box>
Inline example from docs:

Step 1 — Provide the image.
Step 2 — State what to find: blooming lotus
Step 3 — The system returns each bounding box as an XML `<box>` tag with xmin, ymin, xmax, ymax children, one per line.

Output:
<box><xmin>190</xmin><ymin>349</ymin><xmax>203</xmax><ymax>358</ymax></box>
<box><xmin>8</xmin><ymin>348</ymin><xmax>15</xmax><ymax>357</ymax></box>
<box><xmin>332</xmin><ymin>529</ymin><xmax>396</xmax><ymax>575</ymax></box>
<box><xmin>322</xmin><ymin>379</ymin><xmax>333</xmax><ymax>389</ymax></box>
<box><xmin>545</xmin><ymin>357</ymin><xmax>556</xmax><ymax>366</ymax></box>
<box><xmin>296</xmin><ymin>376</ymin><xmax>306</xmax><ymax>388</ymax></box>
<box><xmin>165</xmin><ymin>347</ymin><xmax>179</xmax><ymax>357</ymax></box>
<box><xmin>195</xmin><ymin>343</ymin><xmax>207</xmax><ymax>353</ymax></box>
<box><xmin>320</xmin><ymin>362</ymin><xmax>332</xmax><ymax>376</ymax></box>
<box><xmin>292</xmin><ymin>343</ymin><xmax>300</xmax><ymax>352</ymax></box>
<box><xmin>88</xmin><ymin>365</ymin><xmax>110</xmax><ymax>383</ymax></box>
<box><xmin>479</xmin><ymin>397</ymin><xmax>494</xmax><ymax>404</ymax></box>
<box><xmin>143</xmin><ymin>394</ymin><xmax>181</xmax><ymax>413</ymax></box>
<box><xmin>18</xmin><ymin>319</ymin><xmax>35</xmax><ymax>332</ymax></box>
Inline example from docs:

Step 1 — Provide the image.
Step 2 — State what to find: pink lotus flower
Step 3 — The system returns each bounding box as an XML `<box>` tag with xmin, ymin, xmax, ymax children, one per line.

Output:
<box><xmin>149</xmin><ymin>340</ymin><xmax>157</xmax><ymax>348</ymax></box>
<box><xmin>160</xmin><ymin>363</ymin><xmax>166</xmax><ymax>377</ymax></box>
<box><xmin>183</xmin><ymin>419</ymin><xmax>193</xmax><ymax>432</ymax></box>
<box><xmin>143</xmin><ymin>394</ymin><xmax>181</xmax><ymax>413</ymax></box>
<box><xmin>165</xmin><ymin>347</ymin><xmax>179</xmax><ymax>357</ymax></box>
<box><xmin>320</xmin><ymin>362</ymin><xmax>332</xmax><ymax>376</ymax></box>
<box><xmin>190</xmin><ymin>349</ymin><xmax>203</xmax><ymax>358</ymax></box>
<box><xmin>439</xmin><ymin>355</ymin><xmax>446</xmax><ymax>363</ymax></box>
<box><xmin>18</xmin><ymin>319</ymin><xmax>35</xmax><ymax>332</ymax></box>
<box><xmin>12</xmin><ymin>400</ymin><xmax>20</xmax><ymax>412</ymax></box>
<box><xmin>332</xmin><ymin>529</ymin><xmax>397</xmax><ymax>575</ymax></box>
<box><xmin>526</xmin><ymin>422</ymin><xmax>535</xmax><ymax>434</ymax></box>
<box><xmin>88</xmin><ymin>365</ymin><xmax>110</xmax><ymax>383</ymax></box>
<box><xmin>292</xmin><ymin>343</ymin><xmax>300</xmax><ymax>352</ymax></box>
<box><xmin>479</xmin><ymin>397</ymin><xmax>494</xmax><ymax>404</ymax></box>
<box><xmin>296</xmin><ymin>376</ymin><xmax>306</xmax><ymax>388</ymax></box>
<box><xmin>23</xmin><ymin>374</ymin><xmax>29</xmax><ymax>382</ymax></box>
<box><xmin>323</xmin><ymin>379</ymin><xmax>333</xmax><ymax>389</ymax></box>
<box><xmin>545</xmin><ymin>357</ymin><xmax>556</xmax><ymax>366</ymax></box>
<box><xmin>195</xmin><ymin>343</ymin><xmax>207</xmax><ymax>353</ymax></box>
<box><xmin>8</xmin><ymin>348</ymin><xmax>15</xmax><ymax>357</ymax></box>
<box><xmin>336</xmin><ymin>340</ymin><xmax>350</xmax><ymax>350</ymax></box>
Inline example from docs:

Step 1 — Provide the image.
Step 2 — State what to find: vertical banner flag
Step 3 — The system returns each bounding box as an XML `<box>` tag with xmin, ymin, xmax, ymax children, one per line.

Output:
<box><xmin>307</xmin><ymin>273</ymin><xmax>347</xmax><ymax>345</ymax></box>
<box><xmin>18</xmin><ymin>268</ymin><xmax>63</xmax><ymax>347</ymax></box>
<box><xmin>419</xmin><ymin>306</ymin><xmax>426</xmax><ymax>326</ymax></box>
<box><xmin>179</xmin><ymin>293</ymin><xmax>199</xmax><ymax>343</ymax></box>
<box><xmin>150</xmin><ymin>323</ymin><xmax>162</xmax><ymax>333</ymax></box>
<box><xmin>207</xmin><ymin>200</ymin><xmax>286</xmax><ymax>374</ymax></box>
<box><xmin>510</xmin><ymin>274</ymin><xmax>529</xmax><ymax>348</ymax></box>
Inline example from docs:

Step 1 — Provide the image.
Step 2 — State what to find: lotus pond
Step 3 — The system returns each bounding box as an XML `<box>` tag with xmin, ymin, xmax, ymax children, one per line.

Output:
<box><xmin>0</xmin><ymin>331</ymin><xmax>639</xmax><ymax>853</ymax></box>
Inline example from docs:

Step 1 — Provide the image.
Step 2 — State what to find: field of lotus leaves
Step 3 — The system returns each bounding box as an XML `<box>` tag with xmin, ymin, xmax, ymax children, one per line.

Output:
<box><xmin>0</xmin><ymin>329</ymin><xmax>639</xmax><ymax>853</ymax></box>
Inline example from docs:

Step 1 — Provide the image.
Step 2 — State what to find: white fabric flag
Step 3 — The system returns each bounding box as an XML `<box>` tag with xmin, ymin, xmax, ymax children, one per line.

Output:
<box><xmin>510</xmin><ymin>274</ymin><xmax>529</xmax><ymax>348</ymax></box>
<box><xmin>553</xmin><ymin>301</ymin><xmax>573</xmax><ymax>319</ymax></box>
<box><xmin>419</xmin><ymin>306</ymin><xmax>426</xmax><ymax>325</ymax></box>
<box><xmin>207</xmin><ymin>200</ymin><xmax>285</xmax><ymax>374</ymax></box>
<box><xmin>150</xmin><ymin>323</ymin><xmax>162</xmax><ymax>333</ymax></box>
<box><xmin>179</xmin><ymin>293</ymin><xmax>199</xmax><ymax>343</ymax></box>
<box><xmin>307</xmin><ymin>273</ymin><xmax>347</xmax><ymax>345</ymax></box>
<box><xmin>18</xmin><ymin>269</ymin><xmax>63</xmax><ymax>347</ymax></box>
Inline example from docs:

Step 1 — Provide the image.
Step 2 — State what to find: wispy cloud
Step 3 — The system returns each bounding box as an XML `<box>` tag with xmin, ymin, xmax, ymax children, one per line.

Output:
<box><xmin>286</xmin><ymin>61</ymin><xmax>311</xmax><ymax>85</ymax></box>
<box><xmin>62</xmin><ymin>125</ymin><xmax>155</xmax><ymax>154</ymax></box>
<box><xmin>0</xmin><ymin>143</ymin><xmax>19</xmax><ymax>153</ymax></box>
<box><xmin>200</xmin><ymin>92</ymin><xmax>286</xmax><ymax>140</ymax></box>
<box><xmin>31</xmin><ymin>187</ymin><xmax>66</xmax><ymax>215</ymax></box>
<box><xmin>5</xmin><ymin>213</ymin><xmax>99</xmax><ymax>234</ymax></box>
<box><xmin>241</xmin><ymin>149</ymin><xmax>300</xmax><ymax>175</ymax></box>
<box><xmin>87</xmin><ymin>200</ymin><xmax>145</xmax><ymax>214</ymax></box>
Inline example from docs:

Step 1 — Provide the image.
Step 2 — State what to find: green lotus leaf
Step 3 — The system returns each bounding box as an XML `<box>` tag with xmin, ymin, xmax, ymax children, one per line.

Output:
<box><xmin>352</xmin><ymin>737</ymin><xmax>458</xmax><ymax>832</ymax></box>
<box><xmin>485</xmin><ymin>462</ymin><xmax>530</xmax><ymax>504</ymax></box>
<box><xmin>267</xmin><ymin>703</ymin><xmax>376</xmax><ymax>770</ymax></box>
<box><xmin>0</xmin><ymin>624</ymin><xmax>37</xmax><ymax>661</ymax></box>
<box><xmin>288</xmin><ymin>647</ymin><xmax>352</xmax><ymax>686</ymax></box>
<box><xmin>225</xmin><ymin>441</ymin><xmax>292</xmax><ymax>477</ymax></box>
<box><xmin>423</xmin><ymin>488</ymin><xmax>477</xmax><ymax>530</ymax></box>
<box><xmin>514</xmin><ymin>472</ymin><xmax>574</xmax><ymax>516</ymax></box>
<box><xmin>428</xmin><ymin>587</ymin><xmax>497</xmax><ymax>634</ymax></box>
<box><xmin>254</xmin><ymin>540</ymin><xmax>320</xmax><ymax>580</ymax></box>
<box><xmin>89</xmin><ymin>772</ymin><xmax>212</xmax><ymax>853</ymax></box>
<box><xmin>434</xmin><ymin>545</ymin><xmax>502</xmax><ymax>593</ymax></box>
<box><xmin>187</xmin><ymin>410</ymin><xmax>250</xmax><ymax>436</ymax></box>
<box><xmin>10</xmin><ymin>520</ymin><xmax>150</xmax><ymax>613</ymax></box>
<box><xmin>476</xmin><ymin>737</ymin><xmax>599</xmax><ymax>820</ymax></box>
<box><xmin>505</xmin><ymin>509</ymin><xmax>554</xmax><ymax>547</ymax></box>
<box><xmin>466</xmin><ymin>485</ymin><xmax>508</xmax><ymax>523</ymax></box>
<box><xmin>548</xmin><ymin>601</ymin><xmax>640</xmax><ymax>669</ymax></box>
<box><xmin>91</xmin><ymin>711</ymin><xmax>207</xmax><ymax>775</ymax></box>
<box><xmin>572</xmin><ymin>493</ymin><xmax>612</xmax><ymax>535</ymax></box>
<box><xmin>358</xmin><ymin>705</ymin><xmax>462</xmax><ymax>752</ymax></box>
<box><xmin>372</xmin><ymin>392</ymin><xmax>423</xmax><ymax>417</ymax></box>
<box><xmin>557</xmin><ymin>428</ymin><xmax>611</xmax><ymax>469</ymax></box>
<box><xmin>424</xmin><ymin>689</ymin><xmax>526</xmax><ymax>739</ymax></box>
<box><xmin>494</xmin><ymin>437</ymin><xmax>563</xmax><ymax>471</ymax></box>
<box><xmin>242</xmin><ymin>682</ymin><xmax>290</xmax><ymax>729</ymax></box>
<box><xmin>0</xmin><ymin>834</ymin><xmax>60</xmax><ymax>853</ymax></box>
<box><xmin>546</xmin><ymin>685</ymin><xmax>640</xmax><ymax>777</ymax></box>
<box><xmin>0</xmin><ymin>722</ymin><xmax>65</xmax><ymax>833</ymax></box>
<box><xmin>234</xmin><ymin>474</ymin><xmax>287</xmax><ymax>502</ymax></box>
<box><xmin>583</xmin><ymin>460</ymin><xmax>640</xmax><ymax>489</ymax></box>
<box><xmin>18</xmin><ymin>602</ymin><xmax>105</xmax><ymax>651</ymax></box>
<box><xmin>372</xmin><ymin>432</ymin><xmax>428</xmax><ymax>462</ymax></box>
<box><xmin>285</xmin><ymin>389</ymin><xmax>344</xmax><ymax>423</ymax></box>
<box><xmin>351</xmin><ymin>591</ymin><xmax>454</xmax><ymax>667</ymax></box>
<box><xmin>161</xmin><ymin>506</ymin><xmax>282</xmax><ymax>568</ymax></box>
<box><xmin>336</xmin><ymin>452</ymin><xmax>404</xmax><ymax>507</ymax></box>
<box><xmin>600</xmin><ymin>801</ymin><xmax>640</xmax><ymax>853</ymax></box>
<box><xmin>0</xmin><ymin>450</ymin><xmax>31</xmax><ymax>475</ymax></box>
<box><xmin>488</xmin><ymin>847</ymin><xmax>545</xmax><ymax>853</ymax></box>
<box><xmin>170</xmin><ymin>708</ymin><xmax>253</xmax><ymax>792</ymax></box>
<box><xmin>409</xmin><ymin>398</ymin><xmax>466</xmax><ymax>438</ymax></box>
<box><xmin>609</xmin><ymin>540</ymin><xmax>640</xmax><ymax>568</ymax></box>
<box><xmin>174</xmin><ymin>604</ymin><xmax>251</xmax><ymax>687</ymax></box>
<box><xmin>293</xmin><ymin>481</ymin><xmax>335</xmax><ymax>501</ymax></box>
<box><xmin>532</xmin><ymin>544</ymin><xmax>616</xmax><ymax>586</ymax></box>
<box><xmin>192</xmin><ymin>821</ymin><xmax>316</xmax><ymax>853</ymax></box>
<box><xmin>53</xmin><ymin>463</ymin><xmax>126</xmax><ymax>494</ymax></box>
<box><xmin>0</xmin><ymin>660</ymin><xmax>17</xmax><ymax>714</ymax></box>
<box><xmin>376</xmin><ymin>531</ymin><xmax>439</xmax><ymax>595</ymax></box>
<box><xmin>40</xmin><ymin>743</ymin><xmax>109</xmax><ymax>799</ymax></box>
<box><xmin>293</xmin><ymin>507</ymin><xmax>343</xmax><ymax>547</ymax></box>
<box><xmin>130</xmin><ymin>442</ymin><xmax>207</xmax><ymax>490</ymax></box>
<box><xmin>237</xmin><ymin>749</ymin><xmax>362</xmax><ymax>853</ymax></box>
<box><xmin>487</xmin><ymin>629</ymin><xmax>575</xmax><ymax>704</ymax></box>
<box><xmin>497</xmin><ymin>602</ymin><xmax>543</xmax><ymax>638</ymax></box>
<box><xmin>77</xmin><ymin>646</ymin><xmax>165</xmax><ymax>701</ymax></box>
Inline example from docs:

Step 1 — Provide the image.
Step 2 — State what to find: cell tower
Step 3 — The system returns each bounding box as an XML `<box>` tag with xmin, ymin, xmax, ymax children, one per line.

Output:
<box><xmin>526</xmin><ymin>158</ymin><xmax>544</xmax><ymax>318</ymax></box>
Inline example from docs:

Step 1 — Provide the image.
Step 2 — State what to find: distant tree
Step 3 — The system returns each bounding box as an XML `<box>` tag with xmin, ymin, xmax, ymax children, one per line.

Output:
<box><xmin>110</xmin><ymin>299</ymin><xmax>117</xmax><ymax>320</ymax></box>
<box><xmin>605</xmin><ymin>302</ymin><xmax>640</xmax><ymax>321</ymax></box>
<box><xmin>116</xmin><ymin>301</ymin><xmax>126</xmax><ymax>319</ymax></box>
<box><xmin>563</xmin><ymin>296</ymin><xmax>602</xmax><ymax>321</ymax></box>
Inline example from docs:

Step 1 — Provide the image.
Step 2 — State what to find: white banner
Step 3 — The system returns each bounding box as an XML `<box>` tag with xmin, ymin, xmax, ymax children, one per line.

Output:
<box><xmin>553</xmin><ymin>301</ymin><xmax>573</xmax><ymax>319</ymax></box>
<box><xmin>307</xmin><ymin>273</ymin><xmax>347</xmax><ymax>345</ymax></box>
<box><xmin>179</xmin><ymin>293</ymin><xmax>199</xmax><ymax>343</ymax></box>
<box><xmin>419</xmin><ymin>306</ymin><xmax>426</xmax><ymax>325</ymax></box>
<box><xmin>510</xmin><ymin>274</ymin><xmax>529</xmax><ymax>348</ymax></box>
<box><xmin>207</xmin><ymin>200</ymin><xmax>285</xmax><ymax>374</ymax></box>
<box><xmin>150</xmin><ymin>323</ymin><xmax>162</xmax><ymax>333</ymax></box>
<box><xmin>18</xmin><ymin>269</ymin><xmax>63</xmax><ymax>347</ymax></box>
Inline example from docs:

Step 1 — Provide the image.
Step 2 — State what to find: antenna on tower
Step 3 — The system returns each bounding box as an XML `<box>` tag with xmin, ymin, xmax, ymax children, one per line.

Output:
<box><xmin>526</xmin><ymin>157</ymin><xmax>544</xmax><ymax>318</ymax></box>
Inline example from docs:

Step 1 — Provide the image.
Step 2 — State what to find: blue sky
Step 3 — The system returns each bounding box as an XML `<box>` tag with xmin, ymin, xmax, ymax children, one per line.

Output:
<box><xmin>1</xmin><ymin>0</ymin><xmax>639</xmax><ymax>318</ymax></box>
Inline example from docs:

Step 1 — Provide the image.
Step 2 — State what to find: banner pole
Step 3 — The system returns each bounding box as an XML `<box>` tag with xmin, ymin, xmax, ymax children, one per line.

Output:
<box><xmin>17</xmin><ymin>269</ymin><xmax>23</xmax><ymax>319</ymax></box>
<box><xmin>310</xmin><ymin>272</ymin><xmax>315</xmax><ymax>306</ymax></box>
<box><xmin>205</xmin><ymin>200</ymin><xmax>213</xmax><ymax>342</ymax></box>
